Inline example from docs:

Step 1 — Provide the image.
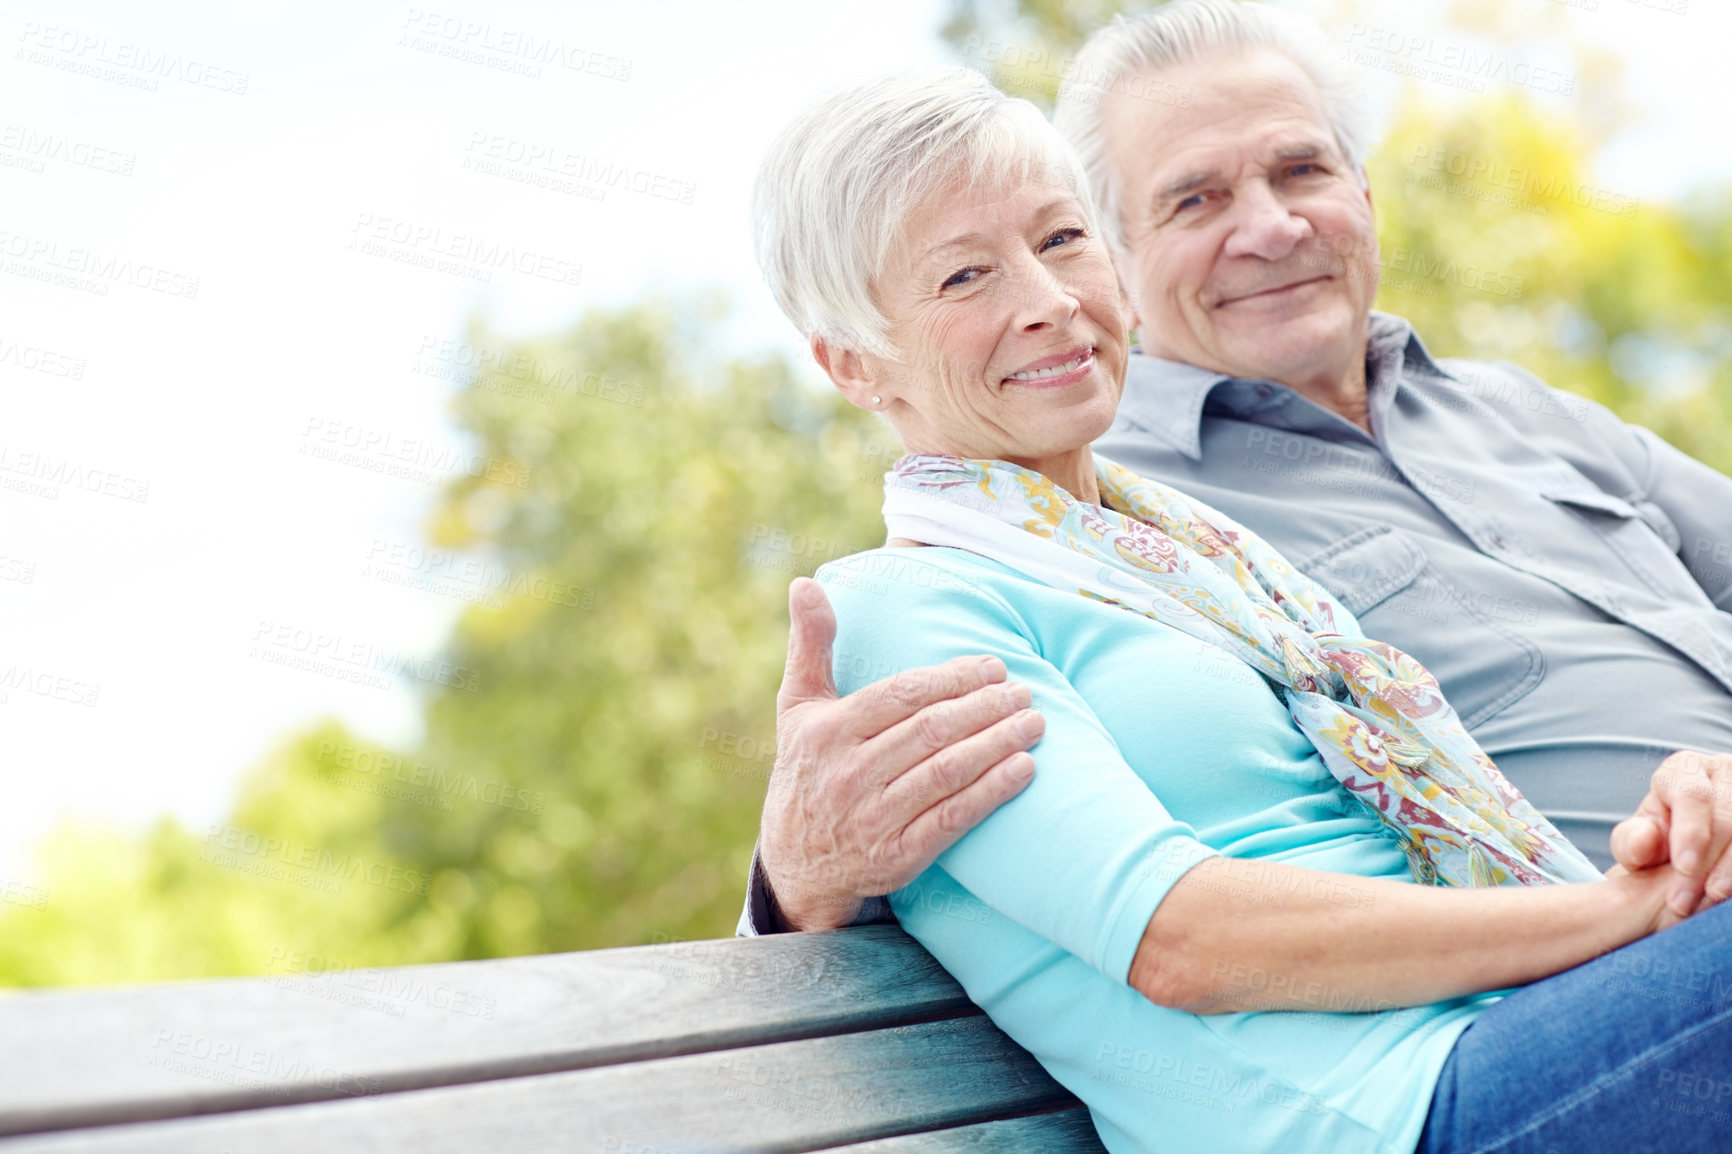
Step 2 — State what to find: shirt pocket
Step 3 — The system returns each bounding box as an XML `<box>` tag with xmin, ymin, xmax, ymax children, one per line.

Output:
<box><xmin>1540</xmin><ymin>480</ymin><xmax>1694</xmax><ymax>597</ymax></box>
<box><xmin>1298</xmin><ymin>526</ymin><xmax>1544</xmax><ymax>730</ymax></box>
<box><xmin>1538</xmin><ymin>482</ymin><xmax>1639</xmax><ymax>522</ymax></box>
<box><xmin>1540</xmin><ymin>479</ymin><xmax>1685</xmax><ymax>550</ymax></box>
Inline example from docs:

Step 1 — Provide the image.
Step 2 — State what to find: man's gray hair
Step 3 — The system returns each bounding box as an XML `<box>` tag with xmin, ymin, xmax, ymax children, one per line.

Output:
<box><xmin>753</xmin><ymin>68</ymin><xmax>1098</xmax><ymax>358</ymax></box>
<box><xmin>1054</xmin><ymin>0</ymin><xmax>1373</xmax><ymax>256</ymax></box>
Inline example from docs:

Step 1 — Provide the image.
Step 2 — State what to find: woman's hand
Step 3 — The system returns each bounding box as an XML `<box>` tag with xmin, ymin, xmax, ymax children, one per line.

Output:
<box><xmin>1611</xmin><ymin>859</ymin><xmax>1720</xmax><ymax>936</ymax></box>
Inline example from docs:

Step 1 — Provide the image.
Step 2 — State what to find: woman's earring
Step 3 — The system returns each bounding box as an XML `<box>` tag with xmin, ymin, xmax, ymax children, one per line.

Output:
<box><xmin>871</xmin><ymin>396</ymin><xmax>882</xmax><ymax>407</ymax></box>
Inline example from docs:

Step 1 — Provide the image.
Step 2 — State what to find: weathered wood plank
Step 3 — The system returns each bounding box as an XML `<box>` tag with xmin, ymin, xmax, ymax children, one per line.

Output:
<box><xmin>0</xmin><ymin>926</ymin><xmax>976</xmax><ymax>1136</ymax></box>
<box><xmin>0</xmin><ymin>1016</ymin><xmax>1081</xmax><ymax>1153</ymax></box>
<box><xmin>819</xmin><ymin>1107</ymin><xmax>1105</xmax><ymax>1152</ymax></box>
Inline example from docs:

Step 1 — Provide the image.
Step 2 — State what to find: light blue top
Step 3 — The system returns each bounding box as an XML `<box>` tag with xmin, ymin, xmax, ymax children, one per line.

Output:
<box><xmin>817</xmin><ymin>545</ymin><xmax>1500</xmax><ymax>1154</ymax></box>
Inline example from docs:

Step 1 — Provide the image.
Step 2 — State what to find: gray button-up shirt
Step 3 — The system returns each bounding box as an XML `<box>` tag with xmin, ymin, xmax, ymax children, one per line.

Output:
<box><xmin>1095</xmin><ymin>312</ymin><xmax>1732</xmax><ymax>867</ymax></box>
<box><xmin>739</xmin><ymin>311</ymin><xmax>1732</xmax><ymax>934</ymax></box>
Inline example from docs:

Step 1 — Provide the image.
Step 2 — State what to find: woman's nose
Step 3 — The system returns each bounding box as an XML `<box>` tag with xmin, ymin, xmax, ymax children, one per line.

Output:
<box><xmin>1006</xmin><ymin>259</ymin><xmax>1078</xmax><ymax>331</ymax></box>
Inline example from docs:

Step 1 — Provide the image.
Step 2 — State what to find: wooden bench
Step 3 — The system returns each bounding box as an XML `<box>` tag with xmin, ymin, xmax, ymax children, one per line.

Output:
<box><xmin>0</xmin><ymin>924</ymin><xmax>1105</xmax><ymax>1152</ymax></box>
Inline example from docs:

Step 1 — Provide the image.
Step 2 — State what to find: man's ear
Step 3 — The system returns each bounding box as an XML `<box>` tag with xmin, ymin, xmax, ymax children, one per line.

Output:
<box><xmin>1115</xmin><ymin>267</ymin><xmax>1143</xmax><ymax>344</ymax></box>
<box><xmin>810</xmin><ymin>336</ymin><xmax>882</xmax><ymax>411</ymax></box>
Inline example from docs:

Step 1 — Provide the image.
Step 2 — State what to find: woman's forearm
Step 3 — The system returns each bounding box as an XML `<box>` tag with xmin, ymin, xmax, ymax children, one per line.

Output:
<box><xmin>1128</xmin><ymin>856</ymin><xmax>1676</xmax><ymax>1014</ymax></box>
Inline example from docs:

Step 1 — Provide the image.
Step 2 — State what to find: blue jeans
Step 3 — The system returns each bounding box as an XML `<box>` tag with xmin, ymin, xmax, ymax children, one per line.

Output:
<box><xmin>1418</xmin><ymin>896</ymin><xmax>1732</xmax><ymax>1154</ymax></box>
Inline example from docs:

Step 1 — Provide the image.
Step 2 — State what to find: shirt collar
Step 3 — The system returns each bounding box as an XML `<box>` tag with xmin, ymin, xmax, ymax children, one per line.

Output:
<box><xmin>1113</xmin><ymin>311</ymin><xmax>1448</xmax><ymax>460</ymax></box>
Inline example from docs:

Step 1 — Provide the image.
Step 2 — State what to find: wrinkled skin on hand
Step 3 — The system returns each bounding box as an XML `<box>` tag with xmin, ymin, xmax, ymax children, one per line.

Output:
<box><xmin>1611</xmin><ymin>749</ymin><xmax>1732</xmax><ymax>919</ymax></box>
<box><xmin>758</xmin><ymin>578</ymin><xmax>1044</xmax><ymax>931</ymax></box>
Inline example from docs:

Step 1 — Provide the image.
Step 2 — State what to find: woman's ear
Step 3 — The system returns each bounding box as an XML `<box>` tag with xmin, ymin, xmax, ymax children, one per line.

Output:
<box><xmin>811</xmin><ymin>336</ymin><xmax>884</xmax><ymax>411</ymax></box>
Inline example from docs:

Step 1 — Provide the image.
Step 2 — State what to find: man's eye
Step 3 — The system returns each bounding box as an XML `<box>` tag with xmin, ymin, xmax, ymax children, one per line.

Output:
<box><xmin>1290</xmin><ymin>163</ymin><xmax>1319</xmax><ymax>177</ymax></box>
<box><xmin>942</xmin><ymin>267</ymin><xmax>984</xmax><ymax>289</ymax></box>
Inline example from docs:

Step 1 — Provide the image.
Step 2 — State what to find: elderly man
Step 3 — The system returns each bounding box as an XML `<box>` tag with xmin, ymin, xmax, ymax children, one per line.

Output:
<box><xmin>743</xmin><ymin>0</ymin><xmax>1732</xmax><ymax>937</ymax></box>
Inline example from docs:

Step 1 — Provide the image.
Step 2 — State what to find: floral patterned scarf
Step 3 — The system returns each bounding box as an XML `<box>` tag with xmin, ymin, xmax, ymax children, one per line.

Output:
<box><xmin>882</xmin><ymin>453</ymin><xmax>1602</xmax><ymax>888</ymax></box>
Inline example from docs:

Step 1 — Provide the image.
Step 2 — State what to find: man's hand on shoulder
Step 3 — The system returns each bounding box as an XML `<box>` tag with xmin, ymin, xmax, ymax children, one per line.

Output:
<box><xmin>759</xmin><ymin>577</ymin><xmax>1043</xmax><ymax>931</ymax></box>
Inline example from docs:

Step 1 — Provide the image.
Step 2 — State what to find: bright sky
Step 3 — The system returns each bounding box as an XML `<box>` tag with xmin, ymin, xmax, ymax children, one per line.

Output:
<box><xmin>1</xmin><ymin>0</ymin><xmax>1727</xmax><ymax>885</ymax></box>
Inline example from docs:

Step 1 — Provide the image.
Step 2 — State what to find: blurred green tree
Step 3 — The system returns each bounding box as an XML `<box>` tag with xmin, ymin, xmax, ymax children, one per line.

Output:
<box><xmin>0</xmin><ymin>300</ymin><xmax>888</xmax><ymax>984</ymax></box>
<box><xmin>402</xmin><ymin>300</ymin><xmax>886</xmax><ymax>956</ymax></box>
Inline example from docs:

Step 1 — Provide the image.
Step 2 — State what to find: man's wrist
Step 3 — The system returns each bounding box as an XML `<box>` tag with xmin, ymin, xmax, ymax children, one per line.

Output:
<box><xmin>765</xmin><ymin>859</ymin><xmax>864</xmax><ymax>931</ymax></box>
<box><xmin>777</xmin><ymin>890</ymin><xmax>867</xmax><ymax>933</ymax></box>
<box><xmin>757</xmin><ymin>836</ymin><xmax>865</xmax><ymax>931</ymax></box>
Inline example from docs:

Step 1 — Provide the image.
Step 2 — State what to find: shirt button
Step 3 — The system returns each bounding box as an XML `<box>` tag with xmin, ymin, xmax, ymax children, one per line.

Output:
<box><xmin>1488</xmin><ymin>533</ymin><xmax>1506</xmax><ymax>550</ymax></box>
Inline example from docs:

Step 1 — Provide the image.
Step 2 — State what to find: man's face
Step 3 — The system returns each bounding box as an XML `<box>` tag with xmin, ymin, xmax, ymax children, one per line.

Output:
<box><xmin>1102</xmin><ymin>49</ymin><xmax>1379</xmax><ymax>390</ymax></box>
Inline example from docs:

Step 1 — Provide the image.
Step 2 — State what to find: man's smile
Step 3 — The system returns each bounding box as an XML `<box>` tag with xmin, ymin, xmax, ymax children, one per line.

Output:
<box><xmin>1213</xmin><ymin>275</ymin><xmax>1331</xmax><ymax>309</ymax></box>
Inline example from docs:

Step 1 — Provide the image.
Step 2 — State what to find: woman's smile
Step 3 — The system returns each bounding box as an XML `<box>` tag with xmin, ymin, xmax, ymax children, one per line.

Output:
<box><xmin>1002</xmin><ymin>346</ymin><xmax>1097</xmax><ymax>388</ymax></box>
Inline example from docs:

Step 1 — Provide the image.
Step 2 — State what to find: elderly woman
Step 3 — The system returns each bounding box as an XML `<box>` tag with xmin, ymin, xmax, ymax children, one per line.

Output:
<box><xmin>751</xmin><ymin>69</ymin><xmax>1732</xmax><ymax>1154</ymax></box>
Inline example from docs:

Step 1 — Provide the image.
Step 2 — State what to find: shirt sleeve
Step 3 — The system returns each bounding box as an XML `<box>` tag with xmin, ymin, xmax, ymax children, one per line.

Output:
<box><xmin>736</xmin><ymin>844</ymin><xmax>779</xmax><ymax>937</ymax></box>
<box><xmin>817</xmin><ymin>552</ymin><xmax>1218</xmax><ymax>984</ymax></box>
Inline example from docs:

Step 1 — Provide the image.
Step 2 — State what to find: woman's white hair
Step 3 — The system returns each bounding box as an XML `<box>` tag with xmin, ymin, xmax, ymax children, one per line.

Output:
<box><xmin>1054</xmin><ymin>0</ymin><xmax>1374</xmax><ymax>258</ymax></box>
<box><xmin>753</xmin><ymin>68</ymin><xmax>1099</xmax><ymax>358</ymax></box>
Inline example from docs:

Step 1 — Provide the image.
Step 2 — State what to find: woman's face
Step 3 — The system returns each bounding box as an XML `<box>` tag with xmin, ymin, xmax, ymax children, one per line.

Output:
<box><xmin>841</xmin><ymin>176</ymin><xmax>1130</xmax><ymax>480</ymax></box>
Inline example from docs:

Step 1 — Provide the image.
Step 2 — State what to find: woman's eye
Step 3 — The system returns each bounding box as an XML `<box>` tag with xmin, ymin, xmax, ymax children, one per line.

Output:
<box><xmin>942</xmin><ymin>267</ymin><xmax>983</xmax><ymax>289</ymax></box>
<box><xmin>1041</xmin><ymin>228</ymin><xmax>1085</xmax><ymax>252</ymax></box>
<box><xmin>1176</xmin><ymin>193</ymin><xmax>1206</xmax><ymax>212</ymax></box>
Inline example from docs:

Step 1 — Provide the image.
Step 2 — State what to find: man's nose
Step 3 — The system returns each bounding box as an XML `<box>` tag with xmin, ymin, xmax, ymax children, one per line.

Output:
<box><xmin>1222</xmin><ymin>182</ymin><xmax>1313</xmax><ymax>261</ymax></box>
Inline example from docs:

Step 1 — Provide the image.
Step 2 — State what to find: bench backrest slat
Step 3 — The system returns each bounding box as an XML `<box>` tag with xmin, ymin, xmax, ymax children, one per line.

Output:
<box><xmin>0</xmin><ymin>1016</ymin><xmax>1088</xmax><ymax>1153</ymax></box>
<box><xmin>823</xmin><ymin>1107</ymin><xmax>1102</xmax><ymax>1152</ymax></box>
<box><xmin>0</xmin><ymin>925</ymin><xmax>974</xmax><ymax>1136</ymax></box>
